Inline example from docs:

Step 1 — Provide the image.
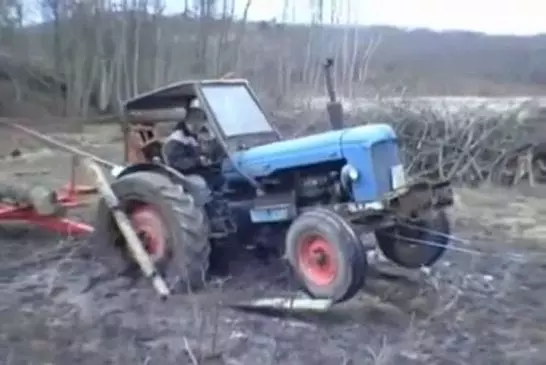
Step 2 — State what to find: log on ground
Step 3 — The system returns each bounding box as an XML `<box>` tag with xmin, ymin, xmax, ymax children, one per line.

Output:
<box><xmin>0</xmin><ymin>181</ymin><xmax>61</xmax><ymax>216</ymax></box>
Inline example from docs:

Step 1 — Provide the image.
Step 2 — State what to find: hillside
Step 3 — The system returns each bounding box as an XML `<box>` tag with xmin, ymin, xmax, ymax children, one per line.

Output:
<box><xmin>348</xmin><ymin>27</ymin><xmax>546</xmax><ymax>95</ymax></box>
<box><xmin>246</xmin><ymin>23</ymin><xmax>546</xmax><ymax>96</ymax></box>
<box><xmin>2</xmin><ymin>13</ymin><xmax>546</xmax><ymax>117</ymax></box>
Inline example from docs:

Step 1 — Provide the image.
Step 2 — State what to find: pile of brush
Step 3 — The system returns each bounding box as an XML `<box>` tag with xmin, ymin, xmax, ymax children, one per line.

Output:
<box><xmin>371</xmin><ymin>99</ymin><xmax>546</xmax><ymax>187</ymax></box>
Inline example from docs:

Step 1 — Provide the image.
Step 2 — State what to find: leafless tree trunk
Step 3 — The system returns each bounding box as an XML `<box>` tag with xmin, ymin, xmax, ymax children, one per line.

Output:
<box><xmin>0</xmin><ymin>0</ymin><xmax>383</xmax><ymax>117</ymax></box>
<box><xmin>233</xmin><ymin>0</ymin><xmax>253</xmax><ymax>75</ymax></box>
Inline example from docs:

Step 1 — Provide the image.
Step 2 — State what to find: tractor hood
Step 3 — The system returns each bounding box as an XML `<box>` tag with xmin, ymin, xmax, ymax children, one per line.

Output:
<box><xmin>226</xmin><ymin>123</ymin><xmax>396</xmax><ymax>178</ymax></box>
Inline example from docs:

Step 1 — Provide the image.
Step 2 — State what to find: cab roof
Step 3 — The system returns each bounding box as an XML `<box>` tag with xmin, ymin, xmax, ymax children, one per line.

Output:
<box><xmin>123</xmin><ymin>79</ymin><xmax>249</xmax><ymax>111</ymax></box>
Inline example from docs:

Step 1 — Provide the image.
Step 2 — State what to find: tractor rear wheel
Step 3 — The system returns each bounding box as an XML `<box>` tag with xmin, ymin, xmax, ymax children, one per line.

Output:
<box><xmin>285</xmin><ymin>208</ymin><xmax>367</xmax><ymax>303</ymax></box>
<box><xmin>91</xmin><ymin>171</ymin><xmax>211</xmax><ymax>292</ymax></box>
<box><xmin>374</xmin><ymin>210</ymin><xmax>450</xmax><ymax>269</ymax></box>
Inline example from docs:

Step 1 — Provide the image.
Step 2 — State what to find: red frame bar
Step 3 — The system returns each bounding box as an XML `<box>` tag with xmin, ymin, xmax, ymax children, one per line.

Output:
<box><xmin>0</xmin><ymin>125</ymin><xmax>101</xmax><ymax>238</ymax></box>
<box><xmin>0</xmin><ymin>188</ymin><xmax>95</xmax><ymax>236</ymax></box>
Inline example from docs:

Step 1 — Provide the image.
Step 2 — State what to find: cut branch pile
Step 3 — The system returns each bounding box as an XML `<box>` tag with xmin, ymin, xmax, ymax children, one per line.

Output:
<box><xmin>361</xmin><ymin>100</ymin><xmax>546</xmax><ymax>187</ymax></box>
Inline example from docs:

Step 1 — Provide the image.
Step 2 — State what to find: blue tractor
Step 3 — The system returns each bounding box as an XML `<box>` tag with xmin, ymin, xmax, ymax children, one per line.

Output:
<box><xmin>93</xmin><ymin>61</ymin><xmax>453</xmax><ymax>303</ymax></box>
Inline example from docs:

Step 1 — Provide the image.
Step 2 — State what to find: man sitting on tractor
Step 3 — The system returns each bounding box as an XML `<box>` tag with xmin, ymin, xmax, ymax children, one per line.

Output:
<box><xmin>162</xmin><ymin>99</ymin><xmax>208</xmax><ymax>172</ymax></box>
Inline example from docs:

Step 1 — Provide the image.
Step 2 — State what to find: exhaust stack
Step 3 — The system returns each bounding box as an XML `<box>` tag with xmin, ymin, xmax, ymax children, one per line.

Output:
<box><xmin>323</xmin><ymin>58</ymin><xmax>344</xmax><ymax>130</ymax></box>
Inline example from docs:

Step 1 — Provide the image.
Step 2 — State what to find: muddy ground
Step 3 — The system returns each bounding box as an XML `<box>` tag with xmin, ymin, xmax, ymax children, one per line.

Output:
<box><xmin>0</xmin><ymin>125</ymin><xmax>545</xmax><ymax>365</ymax></box>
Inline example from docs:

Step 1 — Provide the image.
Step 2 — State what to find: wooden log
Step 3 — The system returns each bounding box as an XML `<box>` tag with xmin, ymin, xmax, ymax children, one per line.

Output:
<box><xmin>0</xmin><ymin>181</ymin><xmax>60</xmax><ymax>216</ymax></box>
<box><xmin>82</xmin><ymin>158</ymin><xmax>171</xmax><ymax>299</ymax></box>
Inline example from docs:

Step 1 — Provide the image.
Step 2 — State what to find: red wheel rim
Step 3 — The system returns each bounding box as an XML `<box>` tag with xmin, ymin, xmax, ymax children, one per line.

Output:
<box><xmin>297</xmin><ymin>235</ymin><xmax>337</xmax><ymax>286</ymax></box>
<box><xmin>129</xmin><ymin>204</ymin><xmax>167</xmax><ymax>262</ymax></box>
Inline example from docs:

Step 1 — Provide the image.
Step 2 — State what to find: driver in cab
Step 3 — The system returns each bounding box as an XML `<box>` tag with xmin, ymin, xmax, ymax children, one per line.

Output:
<box><xmin>162</xmin><ymin>99</ymin><xmax>211</xmax><ymax>172</ymax></box>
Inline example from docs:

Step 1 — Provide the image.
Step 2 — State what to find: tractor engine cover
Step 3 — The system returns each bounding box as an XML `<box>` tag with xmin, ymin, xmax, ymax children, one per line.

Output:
<box><xmin>226</xmin><ymin>123</ymin><xmax>401</xmax><ymax>203</ymax></box>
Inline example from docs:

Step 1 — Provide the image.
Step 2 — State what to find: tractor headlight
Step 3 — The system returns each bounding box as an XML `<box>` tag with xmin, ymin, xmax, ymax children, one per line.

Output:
<box><xmin>341</xmin><ymin>164</ymin><xmax>359</xmax><ymax>182</ymax></box>
<box><xmin>348</xmin><ymin>166</ymin><xmax>359</xmax><ymax>181</ymax></box>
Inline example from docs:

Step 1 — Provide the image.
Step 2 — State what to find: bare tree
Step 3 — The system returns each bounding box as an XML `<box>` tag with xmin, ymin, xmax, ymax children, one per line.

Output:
<box><xmin>0</xmin><ymin>0</ymin><xmax>24</xmax><ymax>47</ymax></box>
<box><xmin>0</xmin><ymin>0</ymin><xmax>389</xmax><ymax>116</ymax></box>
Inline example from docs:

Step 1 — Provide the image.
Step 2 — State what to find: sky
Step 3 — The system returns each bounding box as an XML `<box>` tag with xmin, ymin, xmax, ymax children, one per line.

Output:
<box><xmin>166</xmin><ymin>0</ymin><xmax>546</xmax><ymax>36</ymax></box>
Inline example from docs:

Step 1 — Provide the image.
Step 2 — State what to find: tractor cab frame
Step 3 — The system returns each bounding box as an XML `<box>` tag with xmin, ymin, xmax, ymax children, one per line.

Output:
<box><xmin>121</xmin><ymin>79</ymin><xmax>281</xmax><ymax>165</ymax></box>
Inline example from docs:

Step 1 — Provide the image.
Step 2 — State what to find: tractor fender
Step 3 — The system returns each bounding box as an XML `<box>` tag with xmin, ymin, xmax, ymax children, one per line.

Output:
<box><xmin>113</xmin><ymin>163</ymin><xmax>211</xmax><ymax>206</ymax></box>
<box><xmin>114</xmin><ymin>162</ymin><xmax>167</xmax><ymax>180</ymax></box>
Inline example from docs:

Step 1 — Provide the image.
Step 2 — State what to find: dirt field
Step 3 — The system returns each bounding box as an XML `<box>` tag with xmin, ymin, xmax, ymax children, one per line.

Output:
<box><xmin>1</xmin><ymin>126</ymin><xmax>546</xmax><ymax>365</ymax></box>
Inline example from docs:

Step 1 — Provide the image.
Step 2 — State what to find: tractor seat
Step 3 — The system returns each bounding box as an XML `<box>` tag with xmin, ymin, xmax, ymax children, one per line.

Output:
<box><xmin>127</xmin><ymin>107</ymin><xmax>208</xmax><ymax>164</ymax></box>
<box><xmin>127</xmin><ymin>124</ymin><xmax>163</xmax><ymax>163</ymax></box>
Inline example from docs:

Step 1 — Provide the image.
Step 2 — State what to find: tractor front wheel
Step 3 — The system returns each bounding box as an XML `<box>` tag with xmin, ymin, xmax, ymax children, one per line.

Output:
<box><xmin>374</xmin><ymin>210</ymin><xmax>450</xmax><ymax>269</ymax></box>
<box><xmin>91</xmin><ymin>171</ymin><xmax>211</xmax><ymax>292</ymax></box>
<box><xmin>285</xmin><ymin>208</ymin><xmax>367</xmax><ymax>303</ymax></box>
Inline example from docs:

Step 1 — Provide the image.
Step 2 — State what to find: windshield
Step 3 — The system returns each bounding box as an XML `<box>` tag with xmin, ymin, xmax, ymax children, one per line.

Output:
<box><xmin>201</xmin><ymin>84</ymin><xmax>274</xmax><ymax>137</ymax></box>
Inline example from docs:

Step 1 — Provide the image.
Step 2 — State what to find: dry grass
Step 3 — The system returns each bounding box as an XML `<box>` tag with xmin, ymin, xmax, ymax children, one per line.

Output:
<box><xmin>454</xmin><ymin>186</ymin><xmax>546</xmax><ymax>246</ymax></box>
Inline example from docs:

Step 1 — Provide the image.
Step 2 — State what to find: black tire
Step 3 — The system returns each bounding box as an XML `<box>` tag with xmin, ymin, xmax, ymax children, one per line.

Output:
<box><xmin>374</xmin><ymin>210</ymin><xmax>450</xmax><ymax>269</ymax></box>
<box><xmin>285</xmin><ymin>208</ymin><xmax>367</xmax><ymax>303</ymax></box>
<box><xmin>91</xmin><ymin>171</ymin><xmax>211</xmax><ymax>292</ymax></box>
